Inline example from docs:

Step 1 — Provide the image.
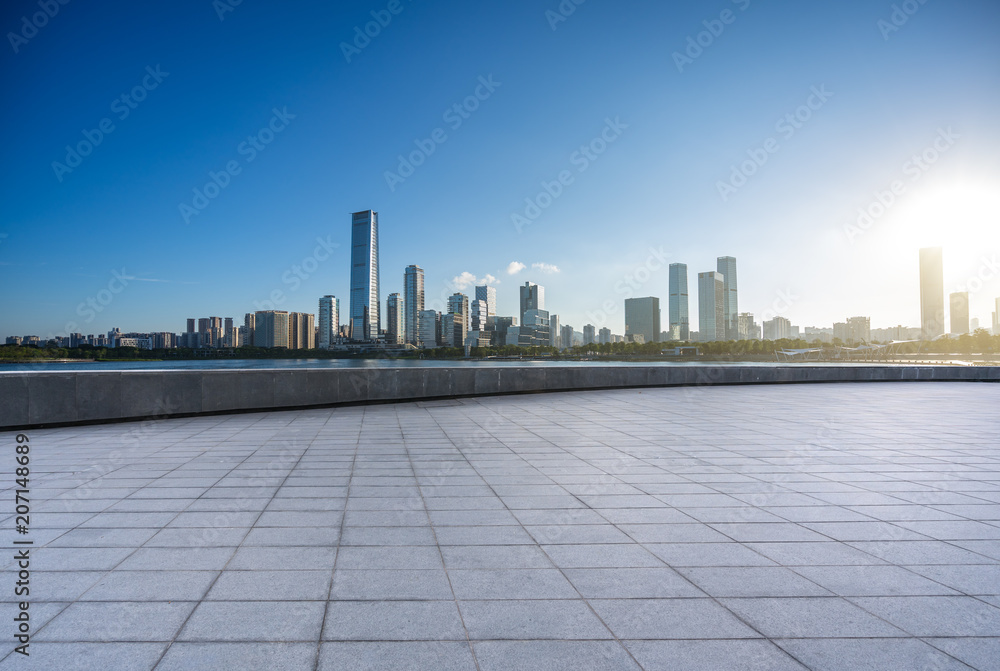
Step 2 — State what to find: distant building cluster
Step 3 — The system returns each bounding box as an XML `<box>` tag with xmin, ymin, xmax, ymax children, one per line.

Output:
<box><xmin>8</xmin><ymin>226</ymin><xmax>1000</xmax><ymax>351</ymax></box>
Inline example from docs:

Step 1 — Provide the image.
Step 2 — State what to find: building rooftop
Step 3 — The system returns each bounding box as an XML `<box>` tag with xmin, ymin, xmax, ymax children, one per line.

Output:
<box><xmin>3</xmin><ymin>382</ymin><xmax>999</xmax><ymax>670</ymax></box>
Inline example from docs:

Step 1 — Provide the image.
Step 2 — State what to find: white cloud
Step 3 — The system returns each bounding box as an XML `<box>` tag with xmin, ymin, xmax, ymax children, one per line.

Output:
<box><xmin>531</xmin><ymin>262</ymin><xmax>560</xmax><ymax>274</ymax></box>
<box><xmin>451</xmin><ymin>271</ymin><xmax>501</xmax><ymax>290</ymax></box>
<box><xmin>506</xmin><ymin>261</ymin><xmax>526</xmax><ymax>275</ymax></box>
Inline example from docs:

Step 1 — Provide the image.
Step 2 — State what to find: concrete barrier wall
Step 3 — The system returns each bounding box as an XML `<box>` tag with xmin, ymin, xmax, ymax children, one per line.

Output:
<box><xmin>1</xmin><ymin>365</ymin><xmax>997</xmax><ymax>429</ymax></box>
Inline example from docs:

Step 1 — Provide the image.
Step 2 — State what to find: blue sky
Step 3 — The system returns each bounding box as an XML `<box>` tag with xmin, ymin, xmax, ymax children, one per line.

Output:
<box><xmin>2</xmin><ymin>0</ymin><xmax>999</xmax><ymax>339</ymax></box>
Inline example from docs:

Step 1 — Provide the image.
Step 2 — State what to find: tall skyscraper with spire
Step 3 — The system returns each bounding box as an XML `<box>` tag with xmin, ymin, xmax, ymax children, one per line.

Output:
<box><xmin>350</xmin><ymin>210</ymin><xmax>380</xmax><ymax>341</ymax></box>
<box><xmin>668</xmin><ymin>263</ymin><xmax>689</xmax><ymax>340</ymax></box>
<box><xmin>717</xmin><ymin>256</ymin><xmax>738</xmax><ymax>340</ymax></box>
<box><xmin>404</xmin><ymin>265</ymin><xmax>424</xmax><ymax>345</ymax></box>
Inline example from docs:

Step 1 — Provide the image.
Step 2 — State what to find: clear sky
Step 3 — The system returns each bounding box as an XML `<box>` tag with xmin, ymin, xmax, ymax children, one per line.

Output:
<box><xmin>2</xmin><ymin>0</ymin><xmax>999</xmax><ymax>339</ymax></box>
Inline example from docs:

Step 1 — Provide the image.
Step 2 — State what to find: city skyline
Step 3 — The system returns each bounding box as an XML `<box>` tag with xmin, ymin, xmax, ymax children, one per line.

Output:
<box><xmin>2</xmin><ymin>1</ymin><xmax>999</xmax><ymax>337</ymax></box>
<box><xmin>6</xmin><ymin>233</ymin><xmax>1000</xmax><ymax>346</ymax></box>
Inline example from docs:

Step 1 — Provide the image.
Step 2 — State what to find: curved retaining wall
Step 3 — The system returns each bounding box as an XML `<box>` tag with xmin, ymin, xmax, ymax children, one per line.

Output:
<box><xmin>1</xmin><ymin>365</ymin><xmax>997</xmax><ymax>429</ymax></box>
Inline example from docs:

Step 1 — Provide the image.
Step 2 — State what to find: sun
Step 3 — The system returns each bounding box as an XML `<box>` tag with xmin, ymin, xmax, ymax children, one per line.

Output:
<box><xmin>889</xmin><ymin>182</ymin><xmax>1000</xmax><ymax>249</ymax></box>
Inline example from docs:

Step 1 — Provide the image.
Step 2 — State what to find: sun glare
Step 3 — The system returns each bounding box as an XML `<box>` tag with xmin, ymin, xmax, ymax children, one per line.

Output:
<box><xmin>890</xmin><ymin>182</ymin><xmax>1000</xmax><ymax>249</ymax></box>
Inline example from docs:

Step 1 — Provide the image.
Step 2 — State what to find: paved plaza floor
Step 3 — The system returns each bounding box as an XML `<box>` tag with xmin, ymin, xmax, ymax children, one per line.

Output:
<box><xmin>2</xmin><ymin>382</ymin><xmax>999</xmax><ymax>670</ymax></box>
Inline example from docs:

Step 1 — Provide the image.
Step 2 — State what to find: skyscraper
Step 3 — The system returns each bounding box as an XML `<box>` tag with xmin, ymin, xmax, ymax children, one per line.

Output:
<box><xmin>549</xmin><ymin>314</ymin><xmax>560</xmax><ymax>347</ymax></box>
<box><xmin>949</xmin><ymin>292</ymin><xmax>969</xmax><ymax>335</ymax></box>
<box><xmin>243</xmin><ymin>313</ymin><xmax>255</xmax><ymax>347</ymax></box>
<box><xmin>668</xmin><ymin>263</ymin><xmax>689</xmax><ymax>341</ymax></box>
<box><xmin>475</xmin><ymin>285</ymin><xmax>497</xmax><ymax>322</ymax></box>
<box><xmin>350</xmin><ymin>210</ymin><xmax>380</xmax><ymax>341</ymax></box>
<box><xmin>418</xmin><ymin>310</ymin><xmax>440</xmax><ymax>348</ymax></box>
<box><xmin>717</xmin><ymin>256</ymin><xmax>738</xmax><ymax>340</ymax></box>
<box><xmin>404</xmin><ymin>265</ymin><xmax>424</xmax><ymax>345</ymax></box>
<box><xmin>519</xmin><ymin>282</ymin><xmax>544</xmax><ymax>323</ymax></box>
<box><xmin>447</xmin><ymin>293</ymin><xmax>469</xmax><ymax>347</ymax></box>
<box><xmin>318</xmin><ymin>296</ymin><xmax>339</xmax><ymax>348</ymax></box>
<box><xmin>698</xmin><ymin>271</ymin><xmax>725</xmax><ymax>342</ymax></box>
<box><xmin>386</xmin><ymin>293</ymin><xmax>403</xmax><ymax>344</ymax></box>
<box><xmin>919</xmin><ymin>247</ymin><xmax>944</xmax><ymax>340</ymax></box>
<box><xmin>624</xmin><ymin>297</ymin><xmax>661</xmax><ymax>344</ymax></box>
<box><xmin>583</xmin><ymin>324</ymin><xmax>596</xmax><ymax>345</ymax></box>
<box><xmin>470</xmin><ymin>299</ymin><xmax>487</xmax><ymax>332</ymax></box>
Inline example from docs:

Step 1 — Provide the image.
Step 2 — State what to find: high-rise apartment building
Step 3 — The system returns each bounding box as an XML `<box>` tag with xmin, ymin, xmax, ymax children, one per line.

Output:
<box><xmin>519</xmin><ymin>282</ymin><xmax>544</xmax><ymax>323</ymax></box>
<box><xmin>254</xmin><ymin>310</ymin><xmax>289</xmax><ymax>348</ymax></box>
<box><xmin>549</xmin><ymin>314</ymin><xmax>560</xmax><ymax>347</ymax></box>
<box><xmin>919</xmin><ymin>247</ymin><xmax>944</xmax><ymax>340</ymax></box>
<box><xmin>949</xmin><ymin>292</ymin><xmax>969</xmax><ymax>335</ymax></box>
<box><xmin>717</xmin><ymin>256</ymin><xmax>738</xmax><ymax>340</ymax></box>
<box><xmin>318</xmin><ymin>296</ymin><xmax>339</xmax><ymax>348</ymax></box>
<box><xmin>560</xmin><ymin>324</ymin><xmax>574</xmax><ymax>349</ymax></box>
<box><xmin>697</xmin><ymin>271</ymin><xmax>725</xmax><ymax>342</ymax></box>
<box><xmin>583</xmin><ymin>324</ymin><xmax>596</xmax><ymax>345</ymax></box>
<box><xmin>404</xmin><ymin>265</ymin><xmax>424</xmax><ymax>345</ymax></box>
<box><xmin>599</xmin><ymin>327</ymin><xmax>611</xmax><ymax>344</ymax></box>
<box><xmin>624</xmin><ymin>297</ymin><xmax>660</xmax><ymax>344</ymax></box>
<box><xmin>287</xmin><ymin>312</ymin><xmax>315</xmax><ymax>349</ymax></box>
<box><xmin>735</xmin><ymin>313</ymin><xmax>758</xmax><ymax>340</ymax></box>
<box><xmin>350</xmin><ymin>210</ymin><xmax>380</xmax><ymax>341</ymax></box>
<box><xmin>846</xmin><ymin>316</ymin><xmax>871</xmax><ymax>343</ymax></box>
<box><xmin>763</xmin><ymin>316</ymin><xmax>792</xmax><ymax>341</ymax></box>
<box><xmin>386</xmin><ymin>293</ymin><xmax>403</xmax><ymax>344</ymax></box>
<box><xmin>668</xmin><ymin>263</ymin><xmax>689</xmax><ymax>341</ymax></box>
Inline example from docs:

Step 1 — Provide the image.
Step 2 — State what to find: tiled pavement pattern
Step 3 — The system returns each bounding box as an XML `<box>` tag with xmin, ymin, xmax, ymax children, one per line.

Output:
<box><xmin>2</xmin><ymin>381</ymin><xmax>999</xmax><ymax>670</ymax></box>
